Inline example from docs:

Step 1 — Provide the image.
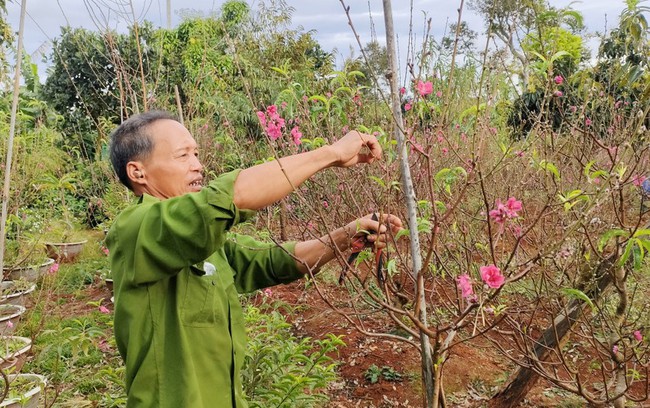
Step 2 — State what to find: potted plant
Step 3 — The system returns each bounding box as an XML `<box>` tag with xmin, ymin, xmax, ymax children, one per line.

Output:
<box><xmin>0</xmin><ymin>336</ymin><xmax>32</xmax><ymax>372</ymax></box>
<box><xmin>42</xmin><ymin>219</ymin><xmax>87</xmax><ymax>263</ymax></box>
<box><xmin>0</xmin><ymin>374</ymin><xmax>46</xmax><ymax>408</ymax></box>
<box><xmin>35</xmin><ymin>172</ymin><xmax>87</xmax><ymax>263</ymax></box>
<box><xmin>2</xmin><ymin>240</ymin><xmax>54</xmax><ymax>283</ymax></box>
<box><xmin>0</xmin><ymin>281</ymin><xmax>36</xmax><ymax>308</ymax></box>
<box><xmin>0</xmin><ymin>305</ymin><xmax>25</xmax><ymax>336</ymax></box>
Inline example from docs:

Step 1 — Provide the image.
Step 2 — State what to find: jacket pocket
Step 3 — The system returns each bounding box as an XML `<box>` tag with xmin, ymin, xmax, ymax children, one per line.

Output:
<box><xmin>180</xmin><ymin>263</ymin><xmax>219</xmax><ymax>327</ymax></box>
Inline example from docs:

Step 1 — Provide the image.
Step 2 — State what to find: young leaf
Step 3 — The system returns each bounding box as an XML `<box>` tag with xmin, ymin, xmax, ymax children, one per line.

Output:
<box><xmin>562</xmin><ymin>288</ymin><xmax>595</xmax><ymax>310</ymax></box>
<box><xmin>597</xmin><ymin>229</ymin><xmax>629</xmax><ymax>252</ymax></box>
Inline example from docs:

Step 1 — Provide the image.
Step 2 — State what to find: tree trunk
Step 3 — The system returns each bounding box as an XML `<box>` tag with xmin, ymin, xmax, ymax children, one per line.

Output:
<box><xmin>381</xmin><ymin>0</ymin><xmax>434</xmax><ymax>406</ymax></box>
<box><xmin>0</xmin><ymin>0</ymin><xmax>28</xmax><ymax>276</ymax></box>
<box><xmin>489</xmin><ymin>254</ymin><xmax>616</xmax><ymax>407</ymax></box>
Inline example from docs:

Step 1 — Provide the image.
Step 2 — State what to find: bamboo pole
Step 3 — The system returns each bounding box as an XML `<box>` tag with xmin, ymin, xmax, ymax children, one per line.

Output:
<box><xmin>0</xmin><ymin>0</ymin><xmax>28</xmax><ymax>276</ymax></box>
<box><xmin>381</xmin><ymin>1</ymin><xmax>434</xmax><ymax>406</ymax></box>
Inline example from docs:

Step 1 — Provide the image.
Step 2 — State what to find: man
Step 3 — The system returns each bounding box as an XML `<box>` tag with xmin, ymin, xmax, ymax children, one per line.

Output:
<box><xmin>106</xmin><ymin>110</ymin><xmax>402</xmax><ymax>407</ymax></box>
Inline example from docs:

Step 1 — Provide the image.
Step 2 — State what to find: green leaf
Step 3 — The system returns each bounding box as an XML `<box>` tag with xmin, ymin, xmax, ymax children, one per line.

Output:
<box><xmin>395</xmin><ymin>229</ymin><xmax>410</xmax><ymax>240</ymax></box>
<box><xmin>632</xmin><ymin>229</ymin><xmax>650</xmax><ymax>238</ymax></box>
<box><xmin>598</xmin><ymin>229</ymin><xmax>629</xmax><ymax>252</ymax></box>
<box><xmin>270</xmin><ymin>66</ymin><xmax>289</xmax><ymax>77</ymax></box>
<box><xmin>583</xmin><ymin>161</ymin><xmax>596</xmax><ymax>178</ymax></box>
<box><xmin>558</xmin><ymin>189</ymin><xmax>587</xmax><ymax>211</ymax></box>
<box><xmin>632</xmin><ymin>244</ymin><xmax>643</xmax><ymax>271</ymax></box>
<box><xmin>562</xmin><ymin>288</ymin><xmax>594</xmax><ymax>310</ymax></box>
<box><xmin>549</xmin><ymin>50</ymin><xmax>571</xmax><ymax>64</ymax></box>
<box><xmin>538</xmin><ymin>160</ymin><xmax>560</xmax><ymax>180</ymax></box>
<box><xmin>368</xmin><ymin>176</ymin><xmax>386</xmax><ymax>189</ymax></box>
<box><xmin>618</xmin><ymin>239</ymin><xmax>635</xmax><ymax>266</ymax></box>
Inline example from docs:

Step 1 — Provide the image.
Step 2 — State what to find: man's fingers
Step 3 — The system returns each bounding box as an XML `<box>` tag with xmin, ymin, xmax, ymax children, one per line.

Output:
<box><xmin>364</xmin><ymin>137</ymin><xmax>382</xmax><ymax>160</ymax></box>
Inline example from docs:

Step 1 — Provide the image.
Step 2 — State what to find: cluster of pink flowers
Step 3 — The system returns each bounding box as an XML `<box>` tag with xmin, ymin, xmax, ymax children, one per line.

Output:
<box><xmin>256</xmin><ymin>105</ymin><xmax>303</xmax><ymax>145</ymax></box>
<box><xmin>256</xmin><ymin>105</ymin><xmax>285</xmax><ymax>141</ymax></box>
<box><xmin>634</xmin><ymin>330</ymin><xmax>644</xmax><ymax>342</ymax></box>
<box><xmin>456</xmin><ymin>264</ymin><xmax>506</xmax><ymax>300</ymax></box>
<box><xmin>489</xmin><ymin>197</ymin><xmax>522</xmax><ymax>224</ymax></box>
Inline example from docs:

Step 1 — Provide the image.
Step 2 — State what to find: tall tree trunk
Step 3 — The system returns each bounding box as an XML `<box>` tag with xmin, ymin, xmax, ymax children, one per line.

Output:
<box><xmin>489</xmin><ymin>254</ymin><xmax>616</xmax><ymax>407</ymax></box>
<box><xmin>0</xmin><ymin>0</ymin><xmax>28</xmax><ymax>276</ymax></box>
<box><xmin>381</xmin><ymin>1</ymin><xmax>434</xmax><ymax>406</ymax></box>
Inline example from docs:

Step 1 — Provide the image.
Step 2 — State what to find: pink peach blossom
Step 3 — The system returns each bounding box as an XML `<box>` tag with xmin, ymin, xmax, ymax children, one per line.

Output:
<box><xmin>632</xmin><ymin>175</ymin><xmax>646</xmax><ymax>187</ymax></box>
<box><xmin>416</xmin><ymin>80</ymin><xmax>433</xmax><ymax>96</ymax></box>
<box><xmin>49</xmin><ymin>263</ymin><xmax>60</xmax><ymax>274</ymax></box>
<box><xmin>480</xmin><ymin>264</ymin><xmax>505</xmax><ymax>289</ymax></box>
<box><xmin>456</xmin><ymin>274</ymin><xmax>474</xmax><ymax>299</ymax></box>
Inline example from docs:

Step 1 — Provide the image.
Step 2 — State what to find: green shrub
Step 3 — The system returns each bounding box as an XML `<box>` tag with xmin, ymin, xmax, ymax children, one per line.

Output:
<box><xmin>242</xmin><ymin>300</ymin><xmax>343</xmax><ymax>408</ymax></box>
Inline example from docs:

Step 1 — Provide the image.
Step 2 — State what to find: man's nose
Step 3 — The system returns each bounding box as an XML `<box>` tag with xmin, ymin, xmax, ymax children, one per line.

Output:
<box><xmin>191</xmin><ymin>156</ymin><xmax>203</xmax><ymax>172</ymax></box>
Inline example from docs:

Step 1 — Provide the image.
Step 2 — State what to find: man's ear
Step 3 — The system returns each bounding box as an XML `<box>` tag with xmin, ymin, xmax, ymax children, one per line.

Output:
<box><xmin>126</xmin><ymin>161</ymin><xmax>146</xmax><ymax>186</ymax></box>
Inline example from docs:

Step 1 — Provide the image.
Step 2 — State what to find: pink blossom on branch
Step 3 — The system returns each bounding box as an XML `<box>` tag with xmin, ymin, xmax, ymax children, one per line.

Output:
<box><xmin>290</xmin><ymin>126</ymin><xmax>303</xmax><ymax>146</ymax></box>
<box><xmin>416</xmin><ymin>80</ymin><xmax>433</xmax><ymax>96</ymax></box>
<box><xmin>489</xmin><ymin>197</ymin><xmax>522</xmax><ymax>224</ymax></box>
<box><xmin>634</xmin><ymin>330</ymin><xmax>643</xmax><ymax>342</ymax></box>
<box><xmin>480</xmin><ymin>264</ymin><xmax>505</xmax><ymax>289</ymax></box>
<box><xmin>632</xmin><ymin>175</ymin><xmax>646</xmax><ymax>187</ymax></box>
<box><xmin>257</xmin><ymin>105</ymin><xmax>286</xmax><ymax>141</ymax></box>
<box><xmin>554</xmin><ymin>75</ymin><xmax>564</xmax><ymax>85</ymax></box>
<box><xmin>456</xmin><ymin>274</ymin><xmax>474</xmax><ymax>299</ymax></box>
<box><xmin>49</xmin><ymin>263</ymin><xmax>60</xmax><ymax>274</ymax></box>
<box><xmin>505</xmin><ymin>197</ymin><xmax>522</xmax><ymax>217</ymax></box>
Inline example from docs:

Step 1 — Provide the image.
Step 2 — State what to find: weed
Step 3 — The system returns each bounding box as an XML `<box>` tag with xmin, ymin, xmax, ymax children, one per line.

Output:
<box><xmin>364</xmin><ymin>364</ymin><xmax>403</xmax><ymax>384</ymax></box>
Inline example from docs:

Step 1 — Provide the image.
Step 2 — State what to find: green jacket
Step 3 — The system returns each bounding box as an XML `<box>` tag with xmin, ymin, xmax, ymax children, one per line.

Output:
<box><xmin>106</xmin><ymin>170</ymin><xmax>303</xmax><ymax>408</ymax></box>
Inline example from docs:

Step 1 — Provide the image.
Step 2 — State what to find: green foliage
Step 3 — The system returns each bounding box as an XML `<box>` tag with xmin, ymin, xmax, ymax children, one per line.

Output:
<box><xmin>242</xmin><ymin>301</ymin><xmax>343</xmax><ymax>408</ymax></box>
<box><xmin>364</xmin><ymin>364</ymin><xmax>403</xmax><ymax>384</ymax></box>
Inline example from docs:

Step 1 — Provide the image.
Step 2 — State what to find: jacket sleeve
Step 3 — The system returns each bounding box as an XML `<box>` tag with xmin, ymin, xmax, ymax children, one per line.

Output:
<box><xmin>223</xmin><ymin>233</ymin><xmax>303</xmax><ymax>293</ymax></box>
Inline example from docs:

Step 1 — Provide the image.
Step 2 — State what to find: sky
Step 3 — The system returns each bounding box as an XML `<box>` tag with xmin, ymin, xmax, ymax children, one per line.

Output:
<box><xmin>6</xmin><ymin>0</ymin><xmax>628</xmax><ymax>78</ymax></box>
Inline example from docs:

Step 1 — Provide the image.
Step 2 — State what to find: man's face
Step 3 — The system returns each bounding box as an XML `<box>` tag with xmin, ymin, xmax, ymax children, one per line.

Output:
<box><xmin>137</xmin><ymin>119</ymin><xmax>204</xmax><ymax>199</ymax></box>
